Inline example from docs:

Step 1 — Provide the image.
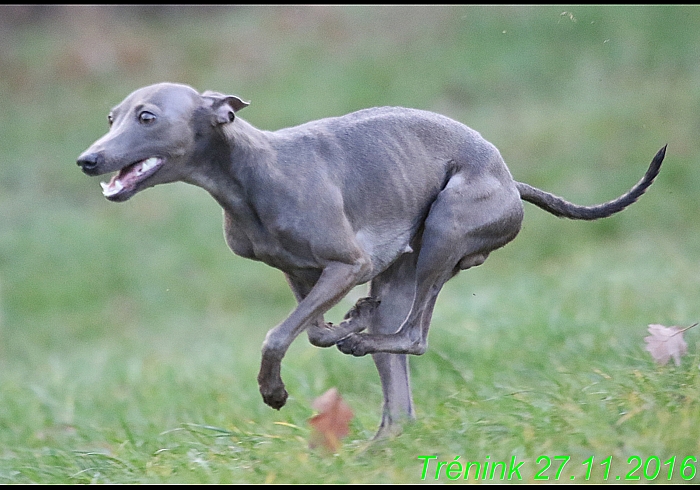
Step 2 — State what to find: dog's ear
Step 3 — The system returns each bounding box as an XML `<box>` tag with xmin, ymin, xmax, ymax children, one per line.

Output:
<box><xmin>202</xmin><ymin>91</ymin><xmax>249</xmax><ymax>126</ymax></box>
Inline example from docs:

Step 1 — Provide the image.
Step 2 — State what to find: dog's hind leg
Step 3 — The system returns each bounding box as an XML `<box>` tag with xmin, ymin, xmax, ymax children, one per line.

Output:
<box><xmin>291</xmin><ymin>258</ymin><xmax>415</xmax><ymax>437</ymax></box>
<box><xmin>365</xmin><ymin>252</ymin><xmax>420</xmax><ymax>437</ymax></box>
<box><xmin>337</xmin><ymin>170</ymin><xmax>523</xmax><ymax>357</ymax></box>
<box><xmin>288</xmin><ymin>263</ymin><xmax>414</xmax><ymax>438</ymax></box>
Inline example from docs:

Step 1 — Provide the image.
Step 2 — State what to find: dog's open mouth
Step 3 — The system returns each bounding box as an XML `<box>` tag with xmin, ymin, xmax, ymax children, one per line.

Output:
<box><xmin>100</xmin><ymin>157</ymin><xmax>163</xmax><ymax>199</ymax></box>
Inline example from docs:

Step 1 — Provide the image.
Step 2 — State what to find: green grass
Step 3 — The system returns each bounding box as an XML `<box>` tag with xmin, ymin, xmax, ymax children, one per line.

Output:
<box><xmin>1</xmin><ymin>5</ymin><xmax>700</xmax><ymax>483</ymax></box>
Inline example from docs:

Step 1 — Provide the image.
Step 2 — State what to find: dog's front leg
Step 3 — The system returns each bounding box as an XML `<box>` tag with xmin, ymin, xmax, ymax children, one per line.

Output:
<box><xmin>258</xmin><ymin>260</ymin><xmax>369</xmax><ymax>409</ymax></box>
<box><xmin>306</xmin><ymin>296</ymin><xmax>380</xmax><ymax>347</ymax></box>
<box><xmin>285</xmin><ymin>272</ymin><xmax>378</xmax><ymax>348</ymax></box>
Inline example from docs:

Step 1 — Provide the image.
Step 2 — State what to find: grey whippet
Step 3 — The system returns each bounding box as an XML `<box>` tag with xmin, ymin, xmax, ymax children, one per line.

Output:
<box><xmin>77</xmin><ymin>82</ymin><xmax>665</xmax><ymax>437</ymax></box>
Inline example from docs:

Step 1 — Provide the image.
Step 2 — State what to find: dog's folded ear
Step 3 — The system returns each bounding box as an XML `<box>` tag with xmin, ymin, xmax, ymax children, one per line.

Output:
<box><xmin>201</xmin><ymin>91</ymin><xmax>250</xmax><ymax>126</ymax></box>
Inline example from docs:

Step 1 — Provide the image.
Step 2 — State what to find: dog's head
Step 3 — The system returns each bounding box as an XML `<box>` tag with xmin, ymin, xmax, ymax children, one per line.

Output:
<box><xmin>77</xmin><ymin>82</ymin><xmax>248</xmax><ymax>202</ymax></box>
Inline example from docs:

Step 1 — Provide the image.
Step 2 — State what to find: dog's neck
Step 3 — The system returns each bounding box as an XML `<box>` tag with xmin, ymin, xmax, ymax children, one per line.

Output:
<box><xmin>186</xmin><ymin>116</ymin><xmax>275</xmax><ymax>218</ymax></box>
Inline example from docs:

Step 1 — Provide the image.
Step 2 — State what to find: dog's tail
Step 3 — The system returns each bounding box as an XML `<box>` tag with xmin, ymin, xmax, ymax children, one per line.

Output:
<box><xmin>516</xmin><ymin>145</ymin><xmax>666</xmax><ymax>220</ymax></box>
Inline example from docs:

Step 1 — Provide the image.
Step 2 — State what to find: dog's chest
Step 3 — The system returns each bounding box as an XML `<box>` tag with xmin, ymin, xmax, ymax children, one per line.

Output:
<box><xmin>222</xmin><ymin>210</ymin><xmax>323</xmax><ymax>271</ymax></box>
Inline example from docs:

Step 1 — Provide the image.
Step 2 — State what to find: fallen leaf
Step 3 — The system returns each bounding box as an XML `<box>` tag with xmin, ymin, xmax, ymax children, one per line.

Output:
<box><xmin>308</xmin><ymin>388</ymin><xmax>354</xmax><ymax>452</ymax></box>
<box><xmin>643</xmin><ymin>323</ymin><xmax>696</xmax><ymax>366</ymax></box>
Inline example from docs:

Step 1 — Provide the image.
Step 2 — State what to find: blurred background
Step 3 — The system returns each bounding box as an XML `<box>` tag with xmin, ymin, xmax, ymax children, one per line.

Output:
<box><xmin>1</xmin><ymin>4</ymin><xmax>699</xmax><ymax>463</ymax></box>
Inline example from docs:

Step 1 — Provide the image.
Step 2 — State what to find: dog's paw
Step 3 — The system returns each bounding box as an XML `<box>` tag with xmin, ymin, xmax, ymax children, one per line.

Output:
<box><xmin>343</xmin><ymin>296</ymin><xmax>380</xmax><ymax>321</ymax></box>
<box><xmin>308</xmin><ymin>297</ymin><xmax>380</xmax><ymax>348</ymax></box>
<box><xmin>336</xmin><ymin>333</ymin><xmax>370</xmax><ymax>357</ymax></box>
<box><xmin>260</xmin><ymin>384</ymin><xmax>288</xmax><ymax>410</ymax></box>
<box><xmin>307</xmin><ymin>323</ymin><xmax>347</xmax><ymax>347</ymax></box>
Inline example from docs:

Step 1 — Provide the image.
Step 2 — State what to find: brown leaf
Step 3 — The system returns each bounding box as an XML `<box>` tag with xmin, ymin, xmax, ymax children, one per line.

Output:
<box><xmin>308</xmin><ymin>388</ymin><xmax>353</xmax><ymax>452</ymax></box>
<box><xmin>643</xmin><ymin>323</ymin><xmax>694</xmax><ymax>366</ymax></box>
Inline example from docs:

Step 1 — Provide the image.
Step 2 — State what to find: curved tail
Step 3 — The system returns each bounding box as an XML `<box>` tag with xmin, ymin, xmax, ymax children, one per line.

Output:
<box><xmin>516</xmin><ymin>145</ymin><xmax>666</xmax><ymax>220</ymax></box>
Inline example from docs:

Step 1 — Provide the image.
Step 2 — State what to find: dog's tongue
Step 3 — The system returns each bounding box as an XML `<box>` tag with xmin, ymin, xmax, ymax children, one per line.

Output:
<box><xmin>100</xmin><ymin>157</ymin><xmax>160</xmax><ymax>197</ymax></box>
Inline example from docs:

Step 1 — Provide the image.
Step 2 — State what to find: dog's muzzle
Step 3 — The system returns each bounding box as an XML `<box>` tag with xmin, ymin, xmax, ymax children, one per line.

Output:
<box><xmin>76</xmin><ymin>152</ymin><xmax>104</xmax><ymax>176</ymax></box>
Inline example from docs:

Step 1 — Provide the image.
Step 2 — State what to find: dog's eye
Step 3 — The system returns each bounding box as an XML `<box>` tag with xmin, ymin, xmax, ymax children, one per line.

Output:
<box><xmin>139</xmin><ymin>111</ymin><xmax>156</xmax><ymax>124</ymax></box>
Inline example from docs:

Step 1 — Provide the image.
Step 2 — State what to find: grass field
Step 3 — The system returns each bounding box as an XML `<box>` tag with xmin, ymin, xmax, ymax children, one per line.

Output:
<box><xmin>1</xmin><ymin>5</ymin><xmax>700</xmax><ymax>483</ymax></box>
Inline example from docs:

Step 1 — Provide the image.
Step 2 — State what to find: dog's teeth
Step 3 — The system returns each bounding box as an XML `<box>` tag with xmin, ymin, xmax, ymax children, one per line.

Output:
<box><xmin>101</xmin><ymin>179</ymin><xmax>124</xmax><ymax>197</ymax></box>
<box><xmin>140</xmin><ymin>157</ymin><xmax>159</xmax><ymax>173</ymax></box>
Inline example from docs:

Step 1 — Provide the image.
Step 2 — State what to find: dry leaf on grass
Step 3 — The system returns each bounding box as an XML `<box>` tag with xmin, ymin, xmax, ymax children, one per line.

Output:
<box><xmin>308</xmin><ymin>388</ymin><xmax>354</xmax><ymax>452</ymax></box>
<box><xmin>644</xmin><ymin>323</ymin><xmax>697</xmax><ymax>366</ymax></box>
